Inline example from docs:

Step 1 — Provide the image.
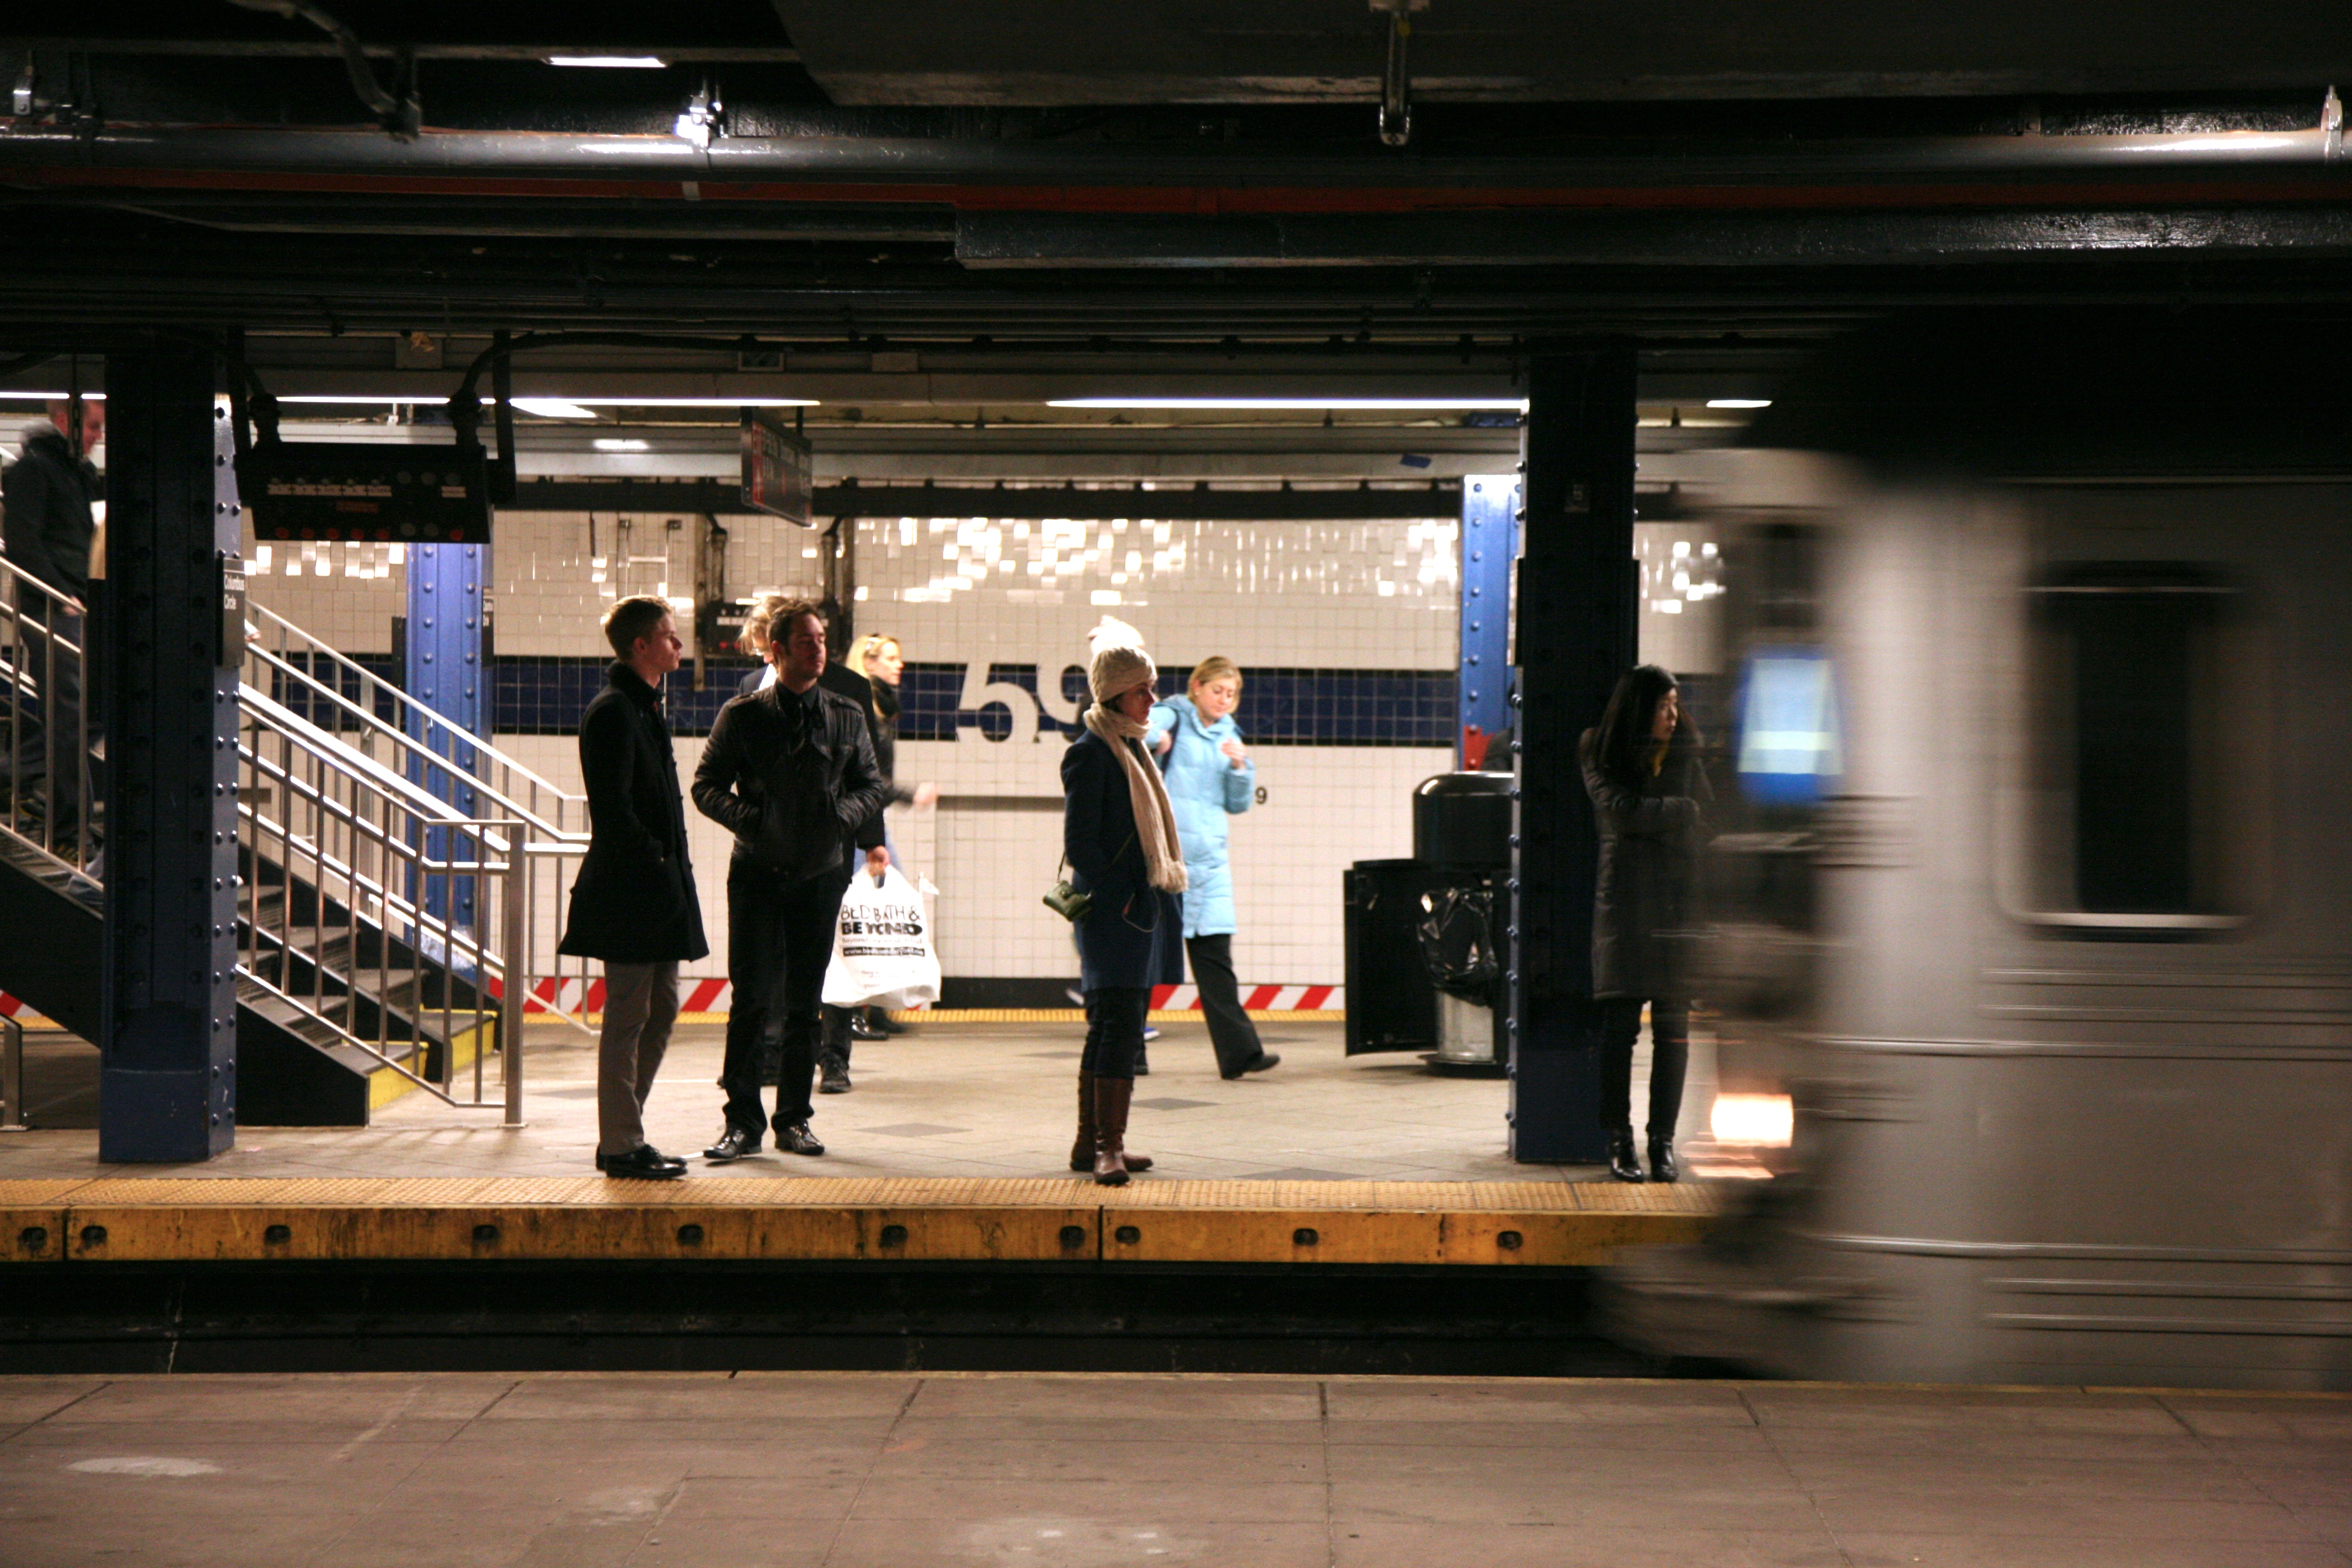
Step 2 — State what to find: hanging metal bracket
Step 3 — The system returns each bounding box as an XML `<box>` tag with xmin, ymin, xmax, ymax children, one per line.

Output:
<box><xmin>1370</xmin><ymin>0</ymin><xmax>1430</xmax><ymax>148</ymax></box>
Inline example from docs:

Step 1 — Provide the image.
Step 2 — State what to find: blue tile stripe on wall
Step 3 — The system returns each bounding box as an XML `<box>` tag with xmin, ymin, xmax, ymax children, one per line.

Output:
<box><xmin>485</xmin><ymin>657</ymin><xmax>1454</xmax><ymax>746</ymax></box>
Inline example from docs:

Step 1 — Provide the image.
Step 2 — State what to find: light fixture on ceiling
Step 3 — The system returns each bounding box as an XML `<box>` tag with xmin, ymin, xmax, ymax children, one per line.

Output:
<box><xmin>510</xmin><ymin>398</ymin><xmax>598</xmax><ymax>419</ymax></box>
<box><xmin>1705</xmin><ymin>398</ymin><xmax>1773</xmax><ymax>409</ymax></box>
<box><xmin>544</xmin><ymin>55</ymin><xmax>668</xmax><ymax>68</ymax></box>
<box><xmin>267</xmin><ymin>395</ymin><xmax>818</xmax><ymax>408</ymax></box>
<box><xmin>0</xmin><ymin>390</ymin><xmax>104</xmax><ymax>400</ymax></box>
<box><xmin>592</xmin><ymin>438</ymin><xmax>652</xmax><ymax>452</ymax></box>
<box><xmin>1048</xmin><ymin>397</ymin><xmax>1527</xmax><ymax>411</ymax></box>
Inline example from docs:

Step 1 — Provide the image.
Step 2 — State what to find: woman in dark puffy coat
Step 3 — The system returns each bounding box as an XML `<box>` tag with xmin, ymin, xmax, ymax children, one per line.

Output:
<box><xmin>1580</xmin><ymin>664</ymin><xmax>1710</xmax><ymax>1183</ymax></box>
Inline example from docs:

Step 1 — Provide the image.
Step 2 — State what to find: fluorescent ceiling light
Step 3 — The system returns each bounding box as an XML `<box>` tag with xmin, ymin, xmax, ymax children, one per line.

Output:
<box><xmin>592</xmin><ymin>438</ymin><xmax>652</xmax><ymax>452</ymax></box>
<box><xmin>1049</xmin><ymin>397</ymin><xmax>1526</xmax><ymax>411</ymax></box>
<box><xmin>1705</xmin><ymin>398</ymin><xmax>1773</xmax><ymax>409</ymax></box>
<box><xmin>544</xmin><ymin>55</ymin><xmax>668</xmax><ymax>68</ymax></box>
<box><xmin>0</xmin><ymin>391</ymin><xmax>104</xmax><ymax>400</ymax></box>
<box><xmin>510</xmin><ymin>398</ymin><xmax>598</xmax><ymax>419</ymax></box>
<box><xmin>270</xmin><ymin>395</ymin><xmax>818</xmax><ymax>407</ymax></box>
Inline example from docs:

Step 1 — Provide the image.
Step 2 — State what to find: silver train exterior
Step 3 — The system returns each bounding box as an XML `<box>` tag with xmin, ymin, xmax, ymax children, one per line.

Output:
<box><xmin>1609</xmin><ymin>444</ymin><xmax>2351</xmax><ymax>1392</ymax></box>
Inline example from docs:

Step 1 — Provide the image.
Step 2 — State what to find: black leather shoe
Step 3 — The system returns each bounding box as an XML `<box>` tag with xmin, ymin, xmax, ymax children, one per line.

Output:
<box><xmin>867</xmin><ymin>1007</ymin><xmax>905</xmax><ymax>1035</ymax></box>
<box><xmin>703</xmin><ymin>1126</ymin><xmax>761</xmax><ymax>1163</ymax></box>
<box><xmin>848</xmin><ymin>1013</ymin><xmax>886</xmax><ymax>1041</ymax></box>
<box><xmin>1647</xmin><ymin>1135</ymin><xmax>1680</xmax><ymax>1184</ymax></box>
<box><xmin>1608</xmin><ymin>1127</ymin><xmax>1647</xmax><ymax>1183</ymax></box>
<box><xmin>602</xmin><ymin>1145</ymin><xmax>688</xmax><ymax>1180</ymax></box>
<box><xmin>819</xmin><ymin>1055</ymin><xmax>853</xmax><ymax>1094</ymax></box>
<box><xmin>777</xmin><ymin>1122</ymin><xmax>825</xmax><ymax>1156</ymax></box>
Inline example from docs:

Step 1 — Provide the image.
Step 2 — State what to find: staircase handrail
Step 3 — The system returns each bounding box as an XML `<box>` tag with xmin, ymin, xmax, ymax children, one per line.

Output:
<box><xmin>242</xmin><ymin>633</ymin><xmax>582</xmax><ymax>846</ymax></box>
<box><xmin>241</xmin><ymin>682</ymin><xmax>507</xmax><ymax>843</ymax></box>
<box><xmin>247</xmin><ymin>599</ymin><xmax>581</xmax><ymax>815</ymax></box>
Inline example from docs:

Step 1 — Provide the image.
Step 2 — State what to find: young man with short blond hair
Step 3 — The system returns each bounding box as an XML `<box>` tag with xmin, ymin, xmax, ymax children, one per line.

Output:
<box><xmin>559</xmin><ymin>596</ymin><xmax>709</xmax><ymax>1179</ymax></box>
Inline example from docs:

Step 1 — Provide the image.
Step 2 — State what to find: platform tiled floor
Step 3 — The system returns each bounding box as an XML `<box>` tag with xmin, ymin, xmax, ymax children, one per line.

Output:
<box><xmin>1</xmin><ymin>1371</ymin><xmax>2345</xmax><ymax>1567</ymax></box>
<box><xmin>0</xmin><ymin>1019</ymin><xmax>1751</xmax><ymax>1184</ymax></box>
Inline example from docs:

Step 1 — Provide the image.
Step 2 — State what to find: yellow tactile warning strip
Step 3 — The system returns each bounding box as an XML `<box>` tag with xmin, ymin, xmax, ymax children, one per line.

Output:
<box><xmin>0</xmin><ymin>1176</ymin><xmax>1718</xmax><ymax>1267</ymax></box>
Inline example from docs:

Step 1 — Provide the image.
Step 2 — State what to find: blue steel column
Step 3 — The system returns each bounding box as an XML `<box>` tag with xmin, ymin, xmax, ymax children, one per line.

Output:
<box><xmin>1508</xmin><ymin>344</ymin><xmax>1639</xmax><ymax>1163</ymax></box>
<box><xmin>98</xmin><ymin>348</ymin><xmax>239</xmax><ymax>1161</ymax></box>
<box><xmin>1458</xmin><ymin>474</ymin><xmax>1520</xmax><ymax>764</ymax></box>
<box><xmin>404</xmin><ymin>542</ymin><xmax>484</xmax><ymax>928</ymax></box>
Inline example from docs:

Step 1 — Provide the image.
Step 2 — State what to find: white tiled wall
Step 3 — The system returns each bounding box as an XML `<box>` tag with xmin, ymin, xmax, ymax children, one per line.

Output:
<box><xmin>852</xmin><ymin>514</ymin><xmax>1457</xmax><ymax>673</ymax></box>
<box><xmin>254</xmin><ymin>508</ymin><xmax>1465</xmax><ymax>988</ymax></box>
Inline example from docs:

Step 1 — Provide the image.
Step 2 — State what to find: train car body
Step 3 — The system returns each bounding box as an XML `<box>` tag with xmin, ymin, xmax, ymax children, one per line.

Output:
<box><xmin>1609</xmin><ymin>387</ymin><xmax>2352</xmax><ymax>1390</ymax></box>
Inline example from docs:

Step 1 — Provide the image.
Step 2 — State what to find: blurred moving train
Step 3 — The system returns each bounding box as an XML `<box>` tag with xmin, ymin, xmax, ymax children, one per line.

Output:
<box><xmin>1603</xmin><ymin>315</ymin><xmax>2352</xmax><ymax>1391</ymax></box>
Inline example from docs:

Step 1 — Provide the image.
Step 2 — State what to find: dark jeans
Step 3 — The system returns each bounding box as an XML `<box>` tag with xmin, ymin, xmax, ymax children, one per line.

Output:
<box><xmin>1597</xmin><ymin>995</ymin><xmax>1690</xmax><ymax>1138</ymax></box>
<box><xmin>1185</xmin><ymin>933</ymin><xmax>1265</xmax><ymax>1076</ymax></box>
<box><xmin>1080</xmin><ymin>987</ymin><xmax>1150</xmax><ymax>1081</ymax></box>
<box><xmin>8</xmin><ymin>601</ymin><xmax>89</xmax><ymax>820</ymax></box>
<box><xmin>817</xmin><ymin>1004</ymin><xmax>853</xmax><ymax>1069</ymax></box>
<box><xmin>722</xmin><ymin>864</ymin><xmax>849</xmax><ymax>1137</ymax></box>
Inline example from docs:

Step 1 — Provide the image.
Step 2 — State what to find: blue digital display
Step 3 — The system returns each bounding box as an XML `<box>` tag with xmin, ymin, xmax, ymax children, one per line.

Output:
<box><xmin>1736</xmin><ymin>646</ymin><xmax>1843</xmax><ymax>806</ymax></box>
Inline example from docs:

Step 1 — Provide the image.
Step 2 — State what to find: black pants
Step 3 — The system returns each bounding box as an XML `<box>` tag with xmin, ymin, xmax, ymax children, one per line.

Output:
<box><xmin>8</xmin><ymin>601</ymin><xmax>89</xmax><ymax>821</ymax></box>
<box><xmin>722</xmin><ymin>864</ymin><xmax>848</xmax><ymax>1137</ymax></box>
<box><xmin>1185</xmin><ymin>933</ymin><xmax>1264</xmax><ymax>1077</ymax></box>
<box><xmin>1597</xmin><ymin>995</ymin><xmax>1690</xmax><ymax>1138</ymax></box>
<box><xmin>1080</xmin><ymin>987</ymin><xmax>1149</xmax><ymax>1081</ymax></box>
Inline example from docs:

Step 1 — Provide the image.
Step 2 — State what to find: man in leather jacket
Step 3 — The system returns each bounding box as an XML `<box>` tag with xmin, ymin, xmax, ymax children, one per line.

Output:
<box><xmin>691</xmin><ymin>600</ymin><xmax>888</xmax><ymax>1159</ymax></box>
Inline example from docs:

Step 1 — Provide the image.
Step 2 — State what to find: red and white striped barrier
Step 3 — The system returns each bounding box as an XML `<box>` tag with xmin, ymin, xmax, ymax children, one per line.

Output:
<box><xmin>522</xmin><ymin>977</ymin><xmax>1342</xmax><ymax>1018</ymax></box>
<box><xmin>1150</xmin><ymin>984</ymin><xmax>1340</xmax><ymax>1013</ymax></box>
<box><xmin>0</xmin><ymin>992</ymin><xmax>47</xmax><ymax>1026</ymax></box>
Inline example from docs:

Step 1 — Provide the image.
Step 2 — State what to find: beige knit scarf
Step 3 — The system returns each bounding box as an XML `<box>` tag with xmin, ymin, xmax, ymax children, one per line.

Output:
<box><xmin>1083</xmin><ymin>702</ymin><xmax>1189</xmax><ymax>894</ymax></box>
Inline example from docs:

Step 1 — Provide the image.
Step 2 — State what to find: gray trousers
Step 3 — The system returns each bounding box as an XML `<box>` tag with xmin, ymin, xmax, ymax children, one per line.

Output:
<box><xmin>598</xmin><ymin>961</ymin><xmax>681</xmax><ymax>1158</ymax></box>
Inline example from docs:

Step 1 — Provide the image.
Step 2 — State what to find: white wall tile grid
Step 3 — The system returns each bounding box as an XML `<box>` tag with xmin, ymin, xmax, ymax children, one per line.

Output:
<box><xmin>254</xmin><ymin>509</ymin><xmax>1465</xmax><ymax>983</ymax></box>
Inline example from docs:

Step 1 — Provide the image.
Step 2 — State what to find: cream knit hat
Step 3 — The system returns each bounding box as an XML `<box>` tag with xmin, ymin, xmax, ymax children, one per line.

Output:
<box><xmin>1088</xmin><ymin>643</ymin><xmax>1157</xmax><ymax>706</ymax></box>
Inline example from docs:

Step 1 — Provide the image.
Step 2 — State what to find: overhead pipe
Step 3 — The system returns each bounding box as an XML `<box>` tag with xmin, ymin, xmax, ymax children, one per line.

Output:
<box><xmin>0</xmin><ymin>118</ymin><xmax>2346</xmax><ymax>208</ymax></box>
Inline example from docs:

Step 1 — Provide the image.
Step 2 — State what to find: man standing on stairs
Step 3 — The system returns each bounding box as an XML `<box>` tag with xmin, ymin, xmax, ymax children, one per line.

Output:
<box><xmin>693</xmin><ymin>599</ymin><xmax>888</xmax><ymax>1163</ymax></box>
<box><xmin>559</xmin><ymin>596</ymin><xmax>709</xmax><ymax>1180</ymax></box>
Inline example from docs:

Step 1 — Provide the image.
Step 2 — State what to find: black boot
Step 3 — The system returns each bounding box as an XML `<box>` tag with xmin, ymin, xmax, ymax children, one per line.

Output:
<box><xmin>1608</xmin><ymin>1126</ymin><xmax>1646</xmax><ymax>1183</ymax></box>
<box><xmin>1646</xmin><ymin>1133</ymin><xmax>1679</xmax><ymax>1184</ymax></box>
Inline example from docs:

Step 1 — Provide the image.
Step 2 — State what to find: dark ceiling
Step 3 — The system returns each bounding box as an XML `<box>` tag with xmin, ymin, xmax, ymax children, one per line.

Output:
<box><xmin>1</xmin><ymin>5</ymin><xmax>2348</xmax><ymax>352</ymax></box>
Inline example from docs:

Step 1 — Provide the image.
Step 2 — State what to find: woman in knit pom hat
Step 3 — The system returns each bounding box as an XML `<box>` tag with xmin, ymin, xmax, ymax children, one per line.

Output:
<box><xmin>1061</xmin><ymin>627</ymin><xmax>1187</xmax><ymax>1184</ymax></box>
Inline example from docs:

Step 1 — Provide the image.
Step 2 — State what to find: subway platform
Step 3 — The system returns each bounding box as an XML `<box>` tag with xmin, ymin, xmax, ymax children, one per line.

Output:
<box><xmin>2</xmin><ymin>1370</ymin><xmax>2346</xmax><ymax>1567</ymax></box>
<box><xmin>0</xmin><ymin>1019</ymin><xmax>1735</xmax><ymax>1375</ymax></box>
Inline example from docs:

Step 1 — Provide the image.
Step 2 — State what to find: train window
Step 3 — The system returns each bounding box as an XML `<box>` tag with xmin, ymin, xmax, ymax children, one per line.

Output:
<box><xmin>2019</xmin><ymin>563</ymin><xmax>2251</xmax><ymax>934</ymax></box>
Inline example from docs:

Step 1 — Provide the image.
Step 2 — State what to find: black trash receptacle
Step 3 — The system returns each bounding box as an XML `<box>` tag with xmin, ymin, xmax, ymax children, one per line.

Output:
<box><xmin>1343</xmin><ymin>858</ymin><xmax>1444</xmax><ymax>1056</ymax></box>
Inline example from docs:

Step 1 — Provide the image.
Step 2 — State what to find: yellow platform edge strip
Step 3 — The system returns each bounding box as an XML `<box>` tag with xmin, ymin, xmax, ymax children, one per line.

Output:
<box><xmin>0</xmin><ymin>1176</ymin><xmax>1718</xmax><ymax>1268</ymax></box>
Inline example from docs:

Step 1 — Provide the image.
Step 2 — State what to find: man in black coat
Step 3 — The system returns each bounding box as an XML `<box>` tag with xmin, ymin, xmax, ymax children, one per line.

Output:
<box><xmin>558</xmin><ymin>596</ymin><xmax>710</xmax><ymax>1179</ymax></box>
<box><xmin>693</xmin><ymin>600</ymin><xmax>888</xmax><ymax>1160</ymax></box>
<box><xmin>733</xmin><ymin>599</ymin><xmax>898</xmax><ymax>1091</ymax></box>
<box><xmin>3</xmin><ymin>407</ymin><xmax>101</xmax><ymax>828</ymax></box>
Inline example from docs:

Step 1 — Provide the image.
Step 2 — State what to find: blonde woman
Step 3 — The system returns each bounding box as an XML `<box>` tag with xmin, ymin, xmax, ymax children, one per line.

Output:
<box><xmin>1145</xmin><ymin>656</ymin><xmax>1279</xmax><ymax>1079</ymax></box>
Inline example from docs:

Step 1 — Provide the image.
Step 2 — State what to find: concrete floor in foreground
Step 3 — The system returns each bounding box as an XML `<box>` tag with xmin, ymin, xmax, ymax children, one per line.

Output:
<box><xmin>0</xmin><ymin>1019</ymin><xmax>1751</xmax><ymax>1184</ymax></box>
<box><xmin>1</xmin><ymin>1371</ymin><xmax>2346</xmax><ymax>1567</ymax></box>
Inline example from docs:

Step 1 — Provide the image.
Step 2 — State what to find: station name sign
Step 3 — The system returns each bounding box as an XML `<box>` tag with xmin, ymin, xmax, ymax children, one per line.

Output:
<box><xmin>739</xmin><ymin>409</ymin><xmax>814</xmax><ymax>527</ymax></box>
<box><xmin>236</xmin><ymin>440</ymin><xmax>492</xmax><ymax>543</ymax></box>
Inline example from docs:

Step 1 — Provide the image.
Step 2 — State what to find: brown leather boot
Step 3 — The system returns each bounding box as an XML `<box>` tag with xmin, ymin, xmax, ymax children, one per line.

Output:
<box><xmin>1091</xmin><ymin>1075</ymin><xmax>1135</xmax><ymax>1186</ymax></box>
<box><xmin>1072</xmin><ymin>1069</ymin><xmax>1151</xmax><ymax>1173</ymax></box>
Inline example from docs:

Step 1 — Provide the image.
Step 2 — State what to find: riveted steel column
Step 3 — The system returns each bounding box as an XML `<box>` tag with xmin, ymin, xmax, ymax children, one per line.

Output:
<box><xmin>1508</xmin><ymin>343</ymin><xmax>1638</xmax><ymax>1163</ymax></box>
<box><xmin>405</xmin><ymin>542</ymin><xmax>484</xmax><ymax>928</ymax></box>
<box><xmin>98</xmin><ymin>347</ymin><xmax>239</xmax><ymax>1162</ymax></box>
<box><xmin>1458</xmin><ymin>473</ymin><xmax>1520</xmax><ymax>764</ymax></box>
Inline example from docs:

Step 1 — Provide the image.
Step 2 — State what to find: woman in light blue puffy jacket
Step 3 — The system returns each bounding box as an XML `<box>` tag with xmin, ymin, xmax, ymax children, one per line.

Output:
<box><xmin>1146</xmin><ymin>656</ymin><xmax>1282</xmax><ymax>1080</ymax></box>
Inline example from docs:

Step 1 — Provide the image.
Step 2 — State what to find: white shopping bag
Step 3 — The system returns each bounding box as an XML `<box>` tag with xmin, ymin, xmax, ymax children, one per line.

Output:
<box><xmin>821</xmin><ymin>864</ymin><xmax>943</xmax><ymax>1009</ymax></box>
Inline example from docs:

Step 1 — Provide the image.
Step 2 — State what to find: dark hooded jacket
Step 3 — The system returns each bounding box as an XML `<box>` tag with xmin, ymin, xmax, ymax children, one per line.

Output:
<box><xmin>3</xmin><ymin>424</ymin><xmax>96</xmax><ymax>601</ymax></box>
<box><xmin>1580</xmin><ymin>723</ymin><xmax>1710</xmax><ymax>1000</ymax></box>
<box><xmin>558</xmin><ymin>663</ymin><xmax>710</xmax><ymax>964</ymax></box>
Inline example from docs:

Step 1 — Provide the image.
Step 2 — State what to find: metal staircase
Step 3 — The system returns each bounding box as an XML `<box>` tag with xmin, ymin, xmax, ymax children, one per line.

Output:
<box><xmin>0</xmin><ymin>558</ymin><xmax>591</xmax><ymax>1126</ymax></box>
